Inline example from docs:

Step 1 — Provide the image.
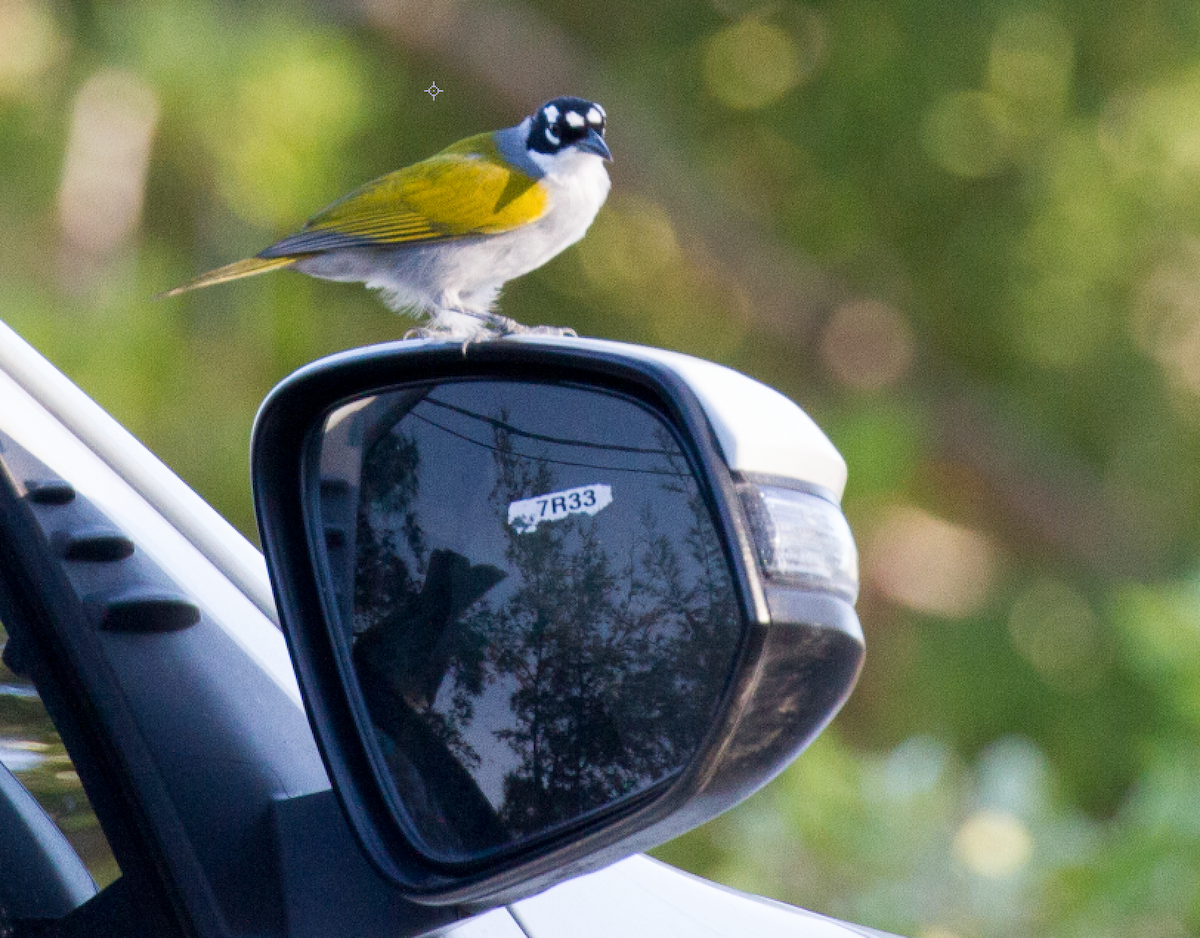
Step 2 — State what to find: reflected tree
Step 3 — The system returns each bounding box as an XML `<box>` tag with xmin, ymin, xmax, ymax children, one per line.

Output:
<box><xmin>340</xmin><ymin>388</ymin><xmax>743</xmax><ymax>855</ymax></box>
<box><xmin>352</xmin><ymin>428</ymin><xmax>496</xmax><ymax>769</ymax></box>
<box><xmin>353</xmin><ymin>429</ymin><xmax>426</xmax><ymax>632</ymax></box>
<box><xmin>483</xmin><ymin>414</ymin><xmax>741</xmax><ymax>837</ymax></box>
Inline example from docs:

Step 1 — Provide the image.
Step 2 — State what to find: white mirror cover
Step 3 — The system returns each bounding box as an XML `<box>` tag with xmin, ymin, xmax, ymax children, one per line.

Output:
<box><xmin>512</xmin><ymin>338</ymin><xmax>848</xmax><ymax>500</ymax></box>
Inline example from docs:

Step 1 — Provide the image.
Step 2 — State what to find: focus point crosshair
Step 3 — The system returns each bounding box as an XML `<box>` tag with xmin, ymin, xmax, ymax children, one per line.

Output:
<box><xmin>425</xmin><ymin>82</ymin><xmax>443</xmax><ymax>100</ymax></box>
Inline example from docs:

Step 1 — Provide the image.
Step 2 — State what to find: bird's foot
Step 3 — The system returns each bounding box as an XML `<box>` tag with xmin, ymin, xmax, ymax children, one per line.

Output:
<box><xmin>448</xmin><ymin>304</ymin><xmax>579</xmax><ymax>338</ymax></box>
<box><xmin>459</xmin><ymin>322</ymin><xmax>579</xmax><ymax>355</ymax></box>
<box><xmin>460</xmin><ymin>331</ymin><xmax>495</xmax><ymax>356</ymax></box>
<box><xmin>488</xmin><ymin>317</ymin><xmax>578</xmax><ymax>338</ymax></box>
<box><xmin>443</xmin><ymin>308</ymin><xmax>580</xmax><ymax>355</ymax></box>
<box><xmin>402</xmin><ymin>327</ymin><xmax>441</xmax><ymax>339</ymax></box>
<box><xmin>515</xmin><ymin>324</ymin><xmax>579</xmax><ymax>338</ymax></box>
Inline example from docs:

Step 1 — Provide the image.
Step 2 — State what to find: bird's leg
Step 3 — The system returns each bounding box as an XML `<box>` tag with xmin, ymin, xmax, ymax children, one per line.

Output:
<box><xmin>459</xmin><ymin>309</ymin><xmax>578</xmax><ymax>338</ymax></box>
<box><xmin>449</xmin><ymin>309</ymin><xmax>580</xmax><ymax>355</ymax></box>
<box><xmin>486</xmin><ymin>315</ymin><xmax>529</xmax><ymax>335</ymax></box>
<box><xmin>444</xmin><ymin>308</ymin><xmax>498</xmax><ymax>356</ymax></box>
<box><xmin>515</xmin><ymin>324</ymin><xmax>579</xmax><ymax>337</ymax></box>
<box><xmin>449</xmin><ymin>308</ymin><xmax>527</xmax><ymax>335</ymax></box>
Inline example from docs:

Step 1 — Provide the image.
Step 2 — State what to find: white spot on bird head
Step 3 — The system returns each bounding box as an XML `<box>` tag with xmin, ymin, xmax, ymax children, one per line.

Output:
<box><xmin>587</xmin><ymin>106</ymin><xmax>604</xmax><ymax>126</ymax></box>
<box><xmin>544</xmin><ymin>126</ymin><xmax>560</xmax><ymax>145</ymax></box>
<box><xmin>543</xmin><ymin>104</ymin><xmax>560</xmax><ymax>124</ymax></box>
<box><xmin>565</xmin><ymin>110</ymin><xmax>585</xmax><ymax>128</ymax></box>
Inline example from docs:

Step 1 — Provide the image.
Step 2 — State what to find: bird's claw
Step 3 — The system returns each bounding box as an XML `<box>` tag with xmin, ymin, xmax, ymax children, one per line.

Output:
<box><xmin>461</xmin><ymin>331</ymin><xmax>496</xmax><ymax>356</ymax></box>
<box><xmin>515</xmin><ymin>324</ymin><xmax>578</xmax><ymax>337</ymax></box>
<box><xmin>457</xmin><ymin>323</ymin><xmax>578</xmax><ymax>356</ymax></box>
<box><xmin>488</xmin><ymin>317</ymin><xmax>578</xmax><ymax>338</ymax></box>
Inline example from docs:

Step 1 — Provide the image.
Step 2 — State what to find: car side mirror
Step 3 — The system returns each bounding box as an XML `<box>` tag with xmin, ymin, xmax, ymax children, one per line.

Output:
<box><xmin>251</xmin><ymin>337</ymin><xmax>863</xmax><ymax>910</ymax></box>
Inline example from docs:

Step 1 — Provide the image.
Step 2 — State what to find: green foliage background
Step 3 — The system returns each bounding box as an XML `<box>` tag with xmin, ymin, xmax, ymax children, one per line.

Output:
<box><xmin>2</xmin><ymin>0</ymin><xmax>1200</xmax><ymax>934</ymax></box>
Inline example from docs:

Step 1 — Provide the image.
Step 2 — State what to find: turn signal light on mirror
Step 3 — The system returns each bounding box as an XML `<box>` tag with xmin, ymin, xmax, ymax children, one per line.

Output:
<box><xmin>739</xmin><ymin>484</ymin><xmax>859</xmax><ymax>602</ymax></box>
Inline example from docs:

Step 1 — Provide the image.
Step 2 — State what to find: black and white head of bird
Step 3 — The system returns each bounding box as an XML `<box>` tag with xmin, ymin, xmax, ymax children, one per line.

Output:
<box><xmin>524</xmin><ymin>97</ymin><xmax>612</xmax><ymax>169</ymax></box>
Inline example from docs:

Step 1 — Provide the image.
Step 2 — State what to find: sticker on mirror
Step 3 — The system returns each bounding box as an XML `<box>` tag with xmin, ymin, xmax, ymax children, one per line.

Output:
<box><xmin>508</xmin><ymin>483</ymin><xmax>613</xmax><ymax>533</ymax></box>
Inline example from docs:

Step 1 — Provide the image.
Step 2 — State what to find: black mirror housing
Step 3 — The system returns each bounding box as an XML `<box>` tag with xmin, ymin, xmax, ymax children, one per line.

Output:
<box><xmin>251</xmin><ymin>336</ymin><xmax>864</xmax><ymax>910</ymax></box>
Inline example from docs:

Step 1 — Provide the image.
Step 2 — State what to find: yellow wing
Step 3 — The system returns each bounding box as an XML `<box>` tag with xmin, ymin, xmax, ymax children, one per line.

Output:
<box><xmin>259</xmin><ymin>132</ymin><xmax>549</xmax><ymax>257</ymax></box>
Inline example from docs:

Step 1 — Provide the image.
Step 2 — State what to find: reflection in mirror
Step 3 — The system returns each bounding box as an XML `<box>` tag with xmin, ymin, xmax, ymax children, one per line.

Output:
<box><xmin>316</xmin><ymin>381</ymin><xmax>742</xmax><ymax>862</ymax></box>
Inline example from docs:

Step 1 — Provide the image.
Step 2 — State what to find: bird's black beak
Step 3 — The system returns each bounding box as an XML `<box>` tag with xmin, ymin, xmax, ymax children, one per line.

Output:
<box><xmin>575</xmin><ymin>128</ymin><xmax>613</xmax><ymax>162</ymax></box>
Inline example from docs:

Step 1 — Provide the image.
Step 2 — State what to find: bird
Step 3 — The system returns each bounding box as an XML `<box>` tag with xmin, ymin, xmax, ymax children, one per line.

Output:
<box><xmin>161</xmin><ymin>96</ymin><xmax>612</xmax><ymax>339</ymax></box>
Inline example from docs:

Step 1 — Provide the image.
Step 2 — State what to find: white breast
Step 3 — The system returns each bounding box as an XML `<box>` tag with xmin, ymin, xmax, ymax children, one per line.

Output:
<box><xmin>496</xmin><ymin>149</ymin><xmax>612</xmax><ymax>277</ymax></box>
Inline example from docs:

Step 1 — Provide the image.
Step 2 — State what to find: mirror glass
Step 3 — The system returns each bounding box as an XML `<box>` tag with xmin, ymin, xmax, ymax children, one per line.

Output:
<box><xmin>315</xmin><ymin>380</ymin><xmax>742</xmax><ymax>862</ymax></box>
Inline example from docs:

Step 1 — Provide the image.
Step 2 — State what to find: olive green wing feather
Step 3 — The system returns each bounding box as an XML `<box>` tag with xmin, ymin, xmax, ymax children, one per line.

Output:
<box><xmin>258</xmin><ymin>133</ymin><xmax>549</xmax><ymax>258</ymax></box>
